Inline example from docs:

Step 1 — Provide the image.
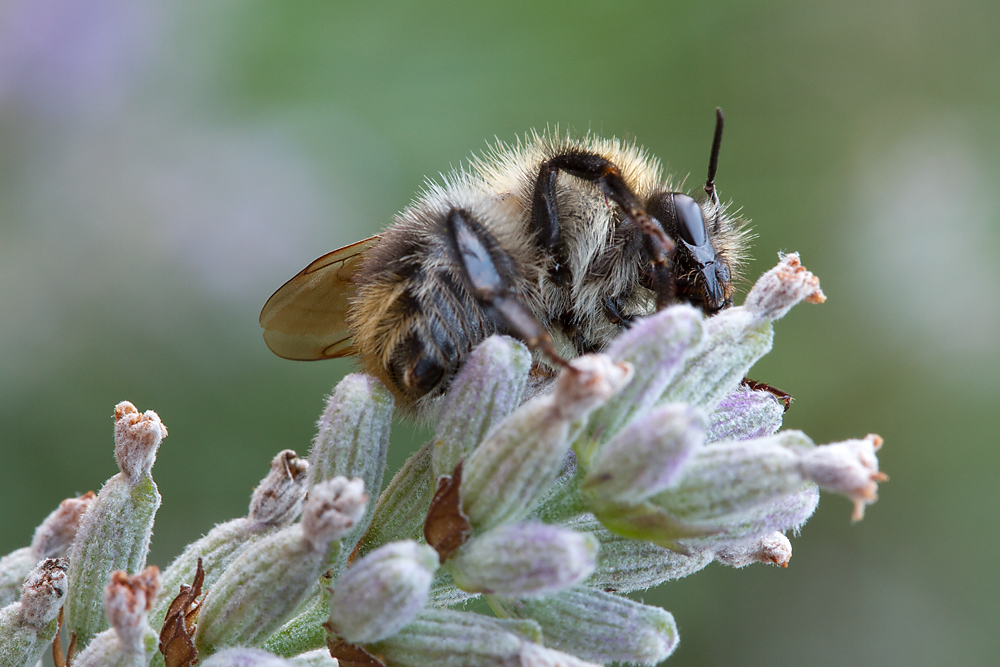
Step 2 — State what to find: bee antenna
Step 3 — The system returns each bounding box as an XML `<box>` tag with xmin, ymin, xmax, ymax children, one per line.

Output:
<box><xmin>704</xmin><ymin>107</ymin><xmax>725</xmax><ymax>208</ymax></box>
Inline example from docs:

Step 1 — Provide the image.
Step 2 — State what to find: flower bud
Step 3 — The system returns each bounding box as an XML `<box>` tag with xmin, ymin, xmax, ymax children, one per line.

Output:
<box><xmin>714</xmin><ymin>531</ymin><xmax>793</xmax><ymax>568</ymax></box>
<box><xmin>448</xmin><ymin>523</ymin><xmax>598</xmax><ymax>597</ymax></box>
<box><xmin>74</xmin><ymin>567</ymin><xmax>161</xmax><ymax>667</ymax></box>
<box><xmin>150</xmin><ymin>450</ymin><xmax>309</xmax><ymax>632</ymax></box>
<box><xmin>329</xmin><ymin>540</ymin><xmax>438</xmax><ymax>644</ymax></box>
<box><xmin>364</xmin><ymin>608</ymin><xmax>559</xmax><ymax>667</ymax></box>
<box><xmin>462</xmin><ymin>354</ymin><xmax>631</xmax><ymax>531</ymax></box>
<box><xmin>195</xmin><ymin>477</ymin><xmax>368</xmax><ymax>654</ymax></box>
<box><xmin>309</xmin><ymin>374</ymin><xmax>393</xmax><ymax>559</ymax></box>
<box><xmin>491</xmin><ymin>586</ymin><xmax>678</xmax><ymax>665</ymax></box>
<box><xmin>0</xmin><ymin>491</ymin><xmax>94</xmax><ymax>607</ymax></box>
<box><xmin>0</xmin><ymin>558</ymin><xmax>67</xmax><ymax>667</ymax></box>
<box><xmin>583</xmin><ymin>403</ymin><xmax>705</xmax><ymax>504</ymax></box>
<box><xmin>250</xmin><ymin>450</ymin><xmax>311</xmax><ymax>526</ymax></box>
<box><xmin>353</xmin><ymin>443</ymin><xmax>434</xmax><ymax>559</ymax></box>
<box><xmin>797</xmin><ymin>434</ymin><xmax>887</xmax><ymax>520</ymax></box>
<box><xmin>742</xmin><ymin>252</ymin><xmax>826</xmax><ymax>320</ymax></box>
<box><xmin>200</xmin><ymin>647</ymin><xmax>299</xmax><ymax>667</ymax></box>
<box><xmin>301</xmin><ymin>477</ymin><xmax>368</xmax><ymax>552</ymax></box>
<box><xmin>661</xmin><ymin>254</ymin><xmax>825</xmax><ymax>411</ymax></box>
<box><xmin>577</xmin><ymin>305</ymin><xmax>704</xmax><ymax>461</ymax></box>
<box><xmin>706</xmin><ymin>386</ymin><xmax>786</xmax><ymax>442</ymax></box>
<box><xmin>289</xmin><ymin>648</ymin><xmax>338</xmax><ymax>666</ymax></box>
<box><xmin>432</xmin><ymin>335</ymin><xmax>531</xmax><ymax>480</ymax></box>
<box><xmin>113</xmin><ymin>401</ymin><xmax>168</xmax><ymax>484</ymax></box>
<box><xmin>565</xmin><ymin>515</ymin><xmax>714</xmax><ymax>592</ymax></box>
<box><xmin>652</xmin><ymin>430</ymin><xmax>884</xmax><ymax>531</ymax></box>
<box><xmin>66</xmin><ymin>401</ymin><xmax>165</xmax><ymax>649</ymax></box>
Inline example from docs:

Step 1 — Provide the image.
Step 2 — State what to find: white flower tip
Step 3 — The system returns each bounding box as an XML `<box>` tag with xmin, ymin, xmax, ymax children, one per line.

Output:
<box><xmin>302</xmin><ymin>476</ymin><xmax>369</xmax><ymax>550</ymax></box>
<box><xmin>32</xmin><ymin>490</ymin><xmax>96</xmax><ymax>558</ymax></box>
<box><xmin>19</xmin><ymin>558</ymin><xmax>68</xmax><ymax>628</ymax></box>
<box><xmin>103</xmin><ymin>566</ymin><xmax>161</xmax><ymax>651</ymax></box>
<box><xmin>249</xmin><ymin>450</ymin><xmax>310</xmax><ymax>525</ymax></box>
<box><xmin>554</xmin><ymin>355</ymin><xmax>633</xmax><ymax>420</ymax></box>
<box><xmin>800</xmin><ymin>433</ymin><xmax>886</xmax><ymax>522</ymax></box>
<box><xmin>759</xmin><ymin>532</ymin><xmax>793</xmax><ymax>567</ymax></box>
<box><xmin>113</xmin><ymin>401</ymin><xmax>167</xmax><ymax>481</ymax></box>
<box><xmin>744</xmin><ymin>253</ymin><xmax>826</xmax><ymax>321</ymax></box>
<box><xmin>714</xmin><ymin>532</ymin><xmax>792</xmax><ymax>568</ymax></box>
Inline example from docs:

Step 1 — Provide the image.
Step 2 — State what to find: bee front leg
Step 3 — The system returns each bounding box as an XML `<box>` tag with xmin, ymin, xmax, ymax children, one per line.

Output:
<box><xmin>444</xmin><ymin>208</ymin><xmax>570</xmax><ymax>369</ymax></box>
<box><xmin>530</xmin><ymin>152</ymin><xmax>677</xmax><ymax>310</ymax></box>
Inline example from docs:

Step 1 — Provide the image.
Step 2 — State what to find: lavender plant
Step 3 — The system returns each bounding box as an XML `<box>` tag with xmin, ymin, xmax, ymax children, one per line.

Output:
<box><xmin>0</xmin><ymin>254</ymin><xmax>886</xmax><ymax>667</ymax></box>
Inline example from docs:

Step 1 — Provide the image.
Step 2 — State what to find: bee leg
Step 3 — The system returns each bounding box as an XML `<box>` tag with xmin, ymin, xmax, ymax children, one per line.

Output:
<box><xmin>531</xmin><ymin>153</ymin><xmax>677</xmax><ymax>309</ymax></box>
<box><xmin>444</xmin><ymin>208</ymin><xmax>570</xmax><ymax>369</ymax></box>
<box><xmin>740</xmin><ymin>377</ymin><xmax>793</xmax><ymax>412</ymax></box>
<box><xmin>602</xmin><ymin>296</ymin><xmax>635</xmax><ymax>328</ymax></box>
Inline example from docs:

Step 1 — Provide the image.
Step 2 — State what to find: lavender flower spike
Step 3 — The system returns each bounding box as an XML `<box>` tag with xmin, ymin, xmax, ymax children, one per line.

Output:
<box><xmin>0</xmin><ymin>558</ymin><xmax>67</xmax><ymax>667</ymax></box>
<box><xmin>66</xmin><ymin>401</ymin><xmax>167</xmax><ymax>649</ymax></box>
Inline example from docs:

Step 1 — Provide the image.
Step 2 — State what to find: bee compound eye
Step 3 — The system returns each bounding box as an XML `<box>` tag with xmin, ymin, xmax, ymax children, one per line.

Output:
<box><xmin>673</xmin><ymin>194</ymin><xmax>708</xmax><ymax>247</ymax></box>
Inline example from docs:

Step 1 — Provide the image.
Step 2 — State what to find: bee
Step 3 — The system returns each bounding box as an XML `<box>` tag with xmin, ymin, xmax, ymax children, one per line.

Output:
<box><xmin>260</xmin><ymin>109</ymin><xmax>748</xmax><ymax>412</ymax></box>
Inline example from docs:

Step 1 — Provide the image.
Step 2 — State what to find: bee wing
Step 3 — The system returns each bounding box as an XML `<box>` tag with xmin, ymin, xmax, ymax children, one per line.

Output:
<box><xmin>259</xmin><ymin>235</ymin><xmax>381</xmax><ymax>360</ymax></box>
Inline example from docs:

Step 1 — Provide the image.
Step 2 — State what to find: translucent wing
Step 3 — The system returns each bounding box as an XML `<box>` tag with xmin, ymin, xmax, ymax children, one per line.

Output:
<box><xmin>259</xmin><ymin>236</ymin><xmax>381</xmax><ymax>360</ymax></box>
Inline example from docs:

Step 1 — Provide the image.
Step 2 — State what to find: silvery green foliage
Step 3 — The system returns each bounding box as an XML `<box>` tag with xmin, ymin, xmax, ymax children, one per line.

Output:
<box><xmin>3</xmin><ymin>254</ymin><xmax>886</xmax><ymax>666</ymax></box>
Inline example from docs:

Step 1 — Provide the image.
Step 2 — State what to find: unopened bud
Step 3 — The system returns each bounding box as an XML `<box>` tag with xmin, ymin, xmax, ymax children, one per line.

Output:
<box><xmin>583</xmin><ymin>403</ymin><xmax>705</xmax><ymax>504</ymax></box>
<box><xmin>462</xmin><ymin>354</ymin><xmax>630</xmax><ymax>531</ymax></box>
<box><xmin>714</xmin><ymin>531</ymin><xmax>793</xmax><ymax>568</ymax></box>
<box><xmin>578</xmin><ymin>305</ymin><xmax>704</xmax><ymax>461</ymax></box>
<box><xmin>706</xmin><ymin>386</ymin><xmax>786</xmax><ymax>442</ymax></box>
<box><xmin>301</xmin><ymin>477</ymin><xmax>368</xmax><ymax>552</ymax></box>
<box><xmin>66</xmin><ymin>401</ymin><xmax>164</xmax><ymax>649</ymax></box>
<box><xmin>492</xmin><ymin>586</ymin><xmax>678</xmax><ymax>665</ymax></box>
<box><xmin>329</xmin><ymin>540</ymin><xmax>438</xmax><ymax>643</ymax></box>
<box><xmin>200</xmin><ymin>647</ymin><xmax>300</xmax><ymax>666</ymax></box>
<box><xmin>0</xmin><ymin>559</ymin><xmax>67</xmax><ymax>667</ymax></box>
<box><xmin>194</xmin><ymin>477</ymin><xmax>368</xmax><ymax>653</ymax></box>
<box><xmin>113</xmin><ymin>401</ymin><xmax>168</xmax><ymax>484</ymax></box>
<box><xmin>432</xmin><ymin>335</ymin><xmax>531</xmax><ymax>480</ymax></box>
<box><xmin>449</xmin><ymin>523</ymin><xmax>598</xmax><ymax>597</ymax></box>
<box><xmin>798</xmin><ymin>434</ymin><xmax>887</xmax><ymax>521</ymax></box>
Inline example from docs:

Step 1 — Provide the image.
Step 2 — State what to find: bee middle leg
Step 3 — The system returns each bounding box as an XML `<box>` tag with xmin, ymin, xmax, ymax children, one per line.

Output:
<box><xmin>603</xmin><ymin>296</ymin><xmax>635</xmax><ymax>328</ymax></box>
<box><xmin>444</xmin><ymin>208</ymin><xmax>570</xmax><ymax>368</ymax></box>
<box><xmin>531</xmin><ymin>152</ymin><xmax>676</xmax><ymax>309</ymax></box>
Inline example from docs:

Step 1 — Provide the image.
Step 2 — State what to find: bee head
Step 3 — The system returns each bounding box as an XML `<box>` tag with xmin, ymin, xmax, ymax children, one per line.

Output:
<box><xmin>647</xmin><ymin>192</ymin><xmax>733</xmax><ymax>314</ymax></box>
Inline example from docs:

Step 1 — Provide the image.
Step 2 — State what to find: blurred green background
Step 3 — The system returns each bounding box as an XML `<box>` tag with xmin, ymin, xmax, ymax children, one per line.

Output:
<box><xmin>2</xmin><ymin>1</ymin><xmax>998</xmax><ymax>665</ymax></box>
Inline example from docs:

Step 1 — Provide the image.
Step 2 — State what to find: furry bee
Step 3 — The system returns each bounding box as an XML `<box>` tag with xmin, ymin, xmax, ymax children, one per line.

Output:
<box><xmin>260</xmin><ymin>110</ymin><xmax>748</xmax><ymax>411</ymax></box>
